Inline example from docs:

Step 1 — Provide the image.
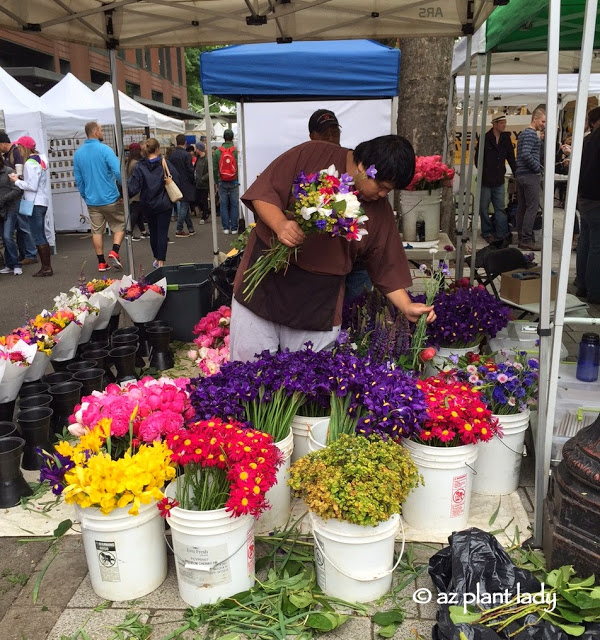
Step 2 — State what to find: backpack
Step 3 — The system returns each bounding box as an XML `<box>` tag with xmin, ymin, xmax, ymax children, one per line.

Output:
<box><xmin>218</xmin><ymin>146</ymin><xmax>237</xmax><ymax>181</ymax></box>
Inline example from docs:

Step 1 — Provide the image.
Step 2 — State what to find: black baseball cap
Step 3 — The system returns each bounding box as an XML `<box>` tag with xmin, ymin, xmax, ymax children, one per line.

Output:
<box><xmin>308</xmin><ymin>110</ymin><xmax>340</xmax><ymax>134</ymax></box>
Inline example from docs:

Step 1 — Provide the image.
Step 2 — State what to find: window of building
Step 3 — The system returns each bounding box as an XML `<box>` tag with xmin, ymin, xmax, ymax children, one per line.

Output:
<box><xmin>165</xmin><ymin>47</ymin><xmax>172</xmax><ymax>80</ymax></box>
<box><xmin>158</xmin><ymin>48</ymin><xmax>166</xmax><ymax>76</ymax></box>
<box><xmin>172</xmin><ymin>97</ymin><xmax>182</xmax><ymax>108</ymax></box>
<box><xmin>59</xmin><ymin>58</ymin><xmax>71</xmax><ymax>74</ymax></box>
<box><xmin>0</xmin><ymin>39</ymin><xmax>54</xmax><ymax>70</ymax></box>
<box><xmin>117</xmin><ymin>49</ymin><xmax>126</xmax><ymax>60</ymax></box>
<box><xmin>152</xmin><ymin>90</ymin><xmax>164</xmax><ymax>103</ymax></box>
<box><xmin>176</xmin><ymin>48</ymin><xmax>183</xmax><ymax>85</ymax></box>
<box><xmin>145</xmin><ymin>48</ymin><xmax>152</xmax><ymax>72</ymax></box>
<box><xmin>125</xmin><ymin>82</ymin><xmax>141</xmax><ymax>98</ymax></box>
<box><xmin>90</xmin><ymin>69</ymin><xmax>111</xmax><ymax>85</ymax></box>
<box><xmin>135</xmin><ymin>49</ymin><xmax>143</xmax><ymax>67</ymax></box>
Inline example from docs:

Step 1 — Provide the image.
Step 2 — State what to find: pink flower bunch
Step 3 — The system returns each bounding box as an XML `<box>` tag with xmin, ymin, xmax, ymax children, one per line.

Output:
<box><xmin>405</xmin><ymin>155</ymin><xmax>455</xmax><ymax>192</ymax></box>
<box><xmin>68</xmin><ymin>376</ymin><xmax>194</xmax><ymax>441</ymax></box>
<box><xmin>190</xmin><ymin>306</ymin><xmax>231</xmax><ymax>376</ymax></box>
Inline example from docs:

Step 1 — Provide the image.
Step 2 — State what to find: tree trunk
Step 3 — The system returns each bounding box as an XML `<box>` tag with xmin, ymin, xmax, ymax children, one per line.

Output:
<box><xmin>395</xmin><ymin>37</ymin><xmax>456</xmax><ymax>238</ymax></box>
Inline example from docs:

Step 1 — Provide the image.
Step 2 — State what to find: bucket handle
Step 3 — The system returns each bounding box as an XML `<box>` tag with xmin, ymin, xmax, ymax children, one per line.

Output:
<box><xmin>164</xmin><ymin>532</ymin><xmax>249</xmax><ymax>573</ymax></box>
<box><xmin>312</xmin><ymin>516</ymin><xmax>405</xmax><ymax>583</ymax></box>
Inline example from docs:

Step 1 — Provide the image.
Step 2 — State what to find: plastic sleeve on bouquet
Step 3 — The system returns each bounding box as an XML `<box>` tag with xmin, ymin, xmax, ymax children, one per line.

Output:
<box><xmin>118</xmin><ymin>277</ymin><xmax>167</xmax><ymax>324</ymax></box>
<box><xmin>0</xmin><ymin>341</ymin><xmax>36</xmax><ymax>402</ymax></box>
<box><xmin>79</xmin><ymin>308</ymin><xmax>100</xmax><ymax>344</ymax></box>
<box><xmin>89</xmin><ymin>291</ymin><xmax>117</xmax><ymax>331</ymax></box>
<box><xmin>107</xmin><ymin>280</ymin><xmax>123</xmax><ymax>317</ymax></box>
<box><xmin>23</xmin><ymin>351</ymin><xmax>51</xmax><ymax>383</ymax></box>
<box><xmin>51</xmin><ymin>319</ymin><xmax>84</xmax><ymax>362</ymax></box>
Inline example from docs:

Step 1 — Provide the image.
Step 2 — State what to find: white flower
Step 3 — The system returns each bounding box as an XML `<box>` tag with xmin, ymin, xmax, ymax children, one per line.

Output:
<box><xmin>429</xmin><ymin>248</ymin><xmax>438</xmax><ymax>254</ymax></box>
<box><xmin>300</xmin><ymin>206</ymin><xmax>317</xmax><ymax>220</ymax></box>
<box><xmin>68</xmin><ymin>422</ymin><xmax>87</xmax><ymax>437</ymax></box>
<box><xmin>324</xmin><ymin>164</ymin><xmax>339</xmax><ymax>177</ymax></box>
<box><xmin>334</xmin><ymin>192</ymin><xmax>361</xmax><ymax>217</ymax></box>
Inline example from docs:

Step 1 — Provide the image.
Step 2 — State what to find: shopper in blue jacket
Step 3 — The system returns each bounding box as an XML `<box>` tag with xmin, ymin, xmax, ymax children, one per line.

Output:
<box><xmin>127</xmin><ymin>138</ymin><xmax>181</xmax><ymax>269</ymax></box>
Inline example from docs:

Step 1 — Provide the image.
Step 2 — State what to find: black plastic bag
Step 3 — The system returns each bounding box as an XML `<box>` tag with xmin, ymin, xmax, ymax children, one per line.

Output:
<box><xmin>209</xmin><ymin>252</ymin><xmax>244</xmax><ymax>308</ymax></box>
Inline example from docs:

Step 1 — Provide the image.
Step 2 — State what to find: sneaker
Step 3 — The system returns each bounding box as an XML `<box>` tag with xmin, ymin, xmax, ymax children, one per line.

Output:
<box><xmin>175</xmin><ymin>231</ymin><xmax>190</xmax><ymax>238</ymax></box>
<box><xmin>0</xmin><ymin>267</ymin><xmax>13</xmax><ymax>274</ymax></box>
<box><xmin>20</xmin><ymin>257</ymin><xmax>38</xmax><ymax>265</ymax></box>
<box><xmin>231</xmin><ymin>229</ymin><xmax>238</xmax><ymax>235</ymax></box>
<box><xmin>167</xmin><ymin>237</ymin><xmax>174</xmax><ymax>244</ymax></box>
<box><xmin>108</xmin><ymin>250</ymin><xmax>123</xmax><ymax>270</ymax></box>
<box><xmin>13</xmin><ymin>267</ymin><xmax>22</xmax><ymax>276</ymax></box>
<box><xmin>223</xmin><ymin>229</ymin><xmax>230</xmax><ymax>235</ymax></box>
<box><xmin>152</xmin><ymin>260</ymin><xmax>159</xmax><ymax>269</ymax></box>
<box><xmin>98</xmin><ymin>262</ymin><xmax>111</xmax><ymax>272</ymax></box>
<box><xmin>132</xmin><ymin>236</ymin><xmax>141</xmax><ymax>242</ymax></box>
<box><xmin>518</xmin><ymin>241</ymin><xmax>542</xmax><ymax>251</ymax></box>
<box><xmin>141</xmin><ymin>231</ymin><xmax>150</xmax><ymax>239</ymax></box>
<box><xmin>199</xmin><ymin>219</ymin><xmax>206</xmax><ymax>225</ymax></box>
<box><xmin>188</xmin><ymin>229</ymin><xmax>196</xmax><ymax>236</ymax></box>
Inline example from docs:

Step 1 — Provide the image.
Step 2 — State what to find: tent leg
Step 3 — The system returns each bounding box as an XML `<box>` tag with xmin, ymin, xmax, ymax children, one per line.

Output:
<box><xmin>442</xmin><ymin>74</ymin><xmax>454</xmax><ymax>163</ymax></box>
<box><xmin>204</xmin><ymin>94</ymin><xmax>220</xmax><ymax>268</ymax></box>
<box><xmin>109</xmin><ymin>48</ymin><xmax>134</xmax><ymax>274</ymax></box>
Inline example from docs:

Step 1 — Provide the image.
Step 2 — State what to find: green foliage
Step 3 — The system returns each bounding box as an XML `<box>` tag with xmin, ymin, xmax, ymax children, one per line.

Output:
<box><xmin>185</xmin><ymin>47</ymin><xmax>236</xmax><ymax>113</ymax></box>
<box><xmin>289</xmin><ymin>434</ymin><xmax>421</xmax><ymax>526</ymax></box>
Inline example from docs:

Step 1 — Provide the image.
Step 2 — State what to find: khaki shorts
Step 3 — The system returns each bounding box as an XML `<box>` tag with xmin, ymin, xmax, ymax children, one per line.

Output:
<box><xmin>88</xmin><ymin>201</ymin><xmax>125</xmax><ymax>235</ymax></box>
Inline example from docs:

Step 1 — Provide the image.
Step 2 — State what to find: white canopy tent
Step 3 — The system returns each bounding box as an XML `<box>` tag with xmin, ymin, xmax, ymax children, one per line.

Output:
<box><xmin>0</xmin><ymin>65</ymin><xmax>89</xmax><ymax>248</ymax></box>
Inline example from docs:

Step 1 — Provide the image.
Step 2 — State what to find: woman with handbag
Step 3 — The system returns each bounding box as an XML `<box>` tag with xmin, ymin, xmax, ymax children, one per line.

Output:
<box><xmin>127</xmin><ymin>138</ymin><xmax>181</xmax><ymax>268</ymax></box>
<box><xmin>8</xmin><ymin>136</ymin><xmax>52</xmax><ymax>277</ymax></box>
<box><xmin>0</xmin><ymin>155</ymin><xmax>23</xmax><ymax>275</ymax></box>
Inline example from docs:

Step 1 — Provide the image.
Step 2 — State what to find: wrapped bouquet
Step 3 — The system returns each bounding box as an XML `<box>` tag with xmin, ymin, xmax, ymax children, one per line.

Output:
<box><xmin>118</xmin><ymin>275</ymin><xmax>166</xmax><ymax>323</ymax></box>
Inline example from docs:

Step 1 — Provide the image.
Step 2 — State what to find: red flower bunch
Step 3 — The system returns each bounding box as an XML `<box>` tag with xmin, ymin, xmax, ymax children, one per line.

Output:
<box><xmin>119</xmin><ymin>282</ymin><xmax>165</xmax><ymax>301</ymax></box>
<box><xmin>193</xmin><ymin>306</ymin><xmax>231</xmax><ymax>350</ymax></box>
<box><xmin>414</xmin><ymin>375</ymin><xmax>500</xmax><ymax>447</ymax></box>
<box><xmin>405</xmin><ymin>155</ymin><xmax>455</xmax><ymax>192</ymax></box>
<box><xmin>163</xmin><ymin>418</ymin><xmax>283</xmax><ymax>517</ymax></box>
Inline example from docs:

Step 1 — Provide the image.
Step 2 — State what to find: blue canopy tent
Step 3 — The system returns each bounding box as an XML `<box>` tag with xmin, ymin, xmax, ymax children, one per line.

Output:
<box><xmin>200</xmin><ymin>40</ymin><xmax>401</xmax><ymax>242</ymax></box>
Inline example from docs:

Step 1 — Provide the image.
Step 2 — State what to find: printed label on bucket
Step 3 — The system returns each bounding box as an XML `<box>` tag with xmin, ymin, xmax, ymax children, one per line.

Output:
<box><xmin>95</xmin><ymin>541</ymin><xmax>120</xmax><ymax>582</ymax></box>
<box><xmin>177</xmin><ymin>543</ymin><xmax>232</xmax><ymax>587</ymax></box>
<box><xmin>246</xmin><ymin>525</ymin><xmax>255</xmax><ymax>575</ymax></box>
<box><xmin>450</xmin><ymin>474</ymin><xmax>467</xmax><ymax>518</ymax></box>
<box><xmin>314</xmin><ymin>533</ymin><xmax>326</xmax><ymax>589</ymax></box>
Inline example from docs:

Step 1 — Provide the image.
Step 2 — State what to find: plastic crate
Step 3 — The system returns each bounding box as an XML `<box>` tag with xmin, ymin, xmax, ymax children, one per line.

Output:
<box><xmin>146</xmin><ymin>263</ymin><xmax>213</xmax><ymax>342</ymax></box>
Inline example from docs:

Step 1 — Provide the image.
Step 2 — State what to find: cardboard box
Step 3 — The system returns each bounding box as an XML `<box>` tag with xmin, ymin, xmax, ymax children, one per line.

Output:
<box><xmin>500</xmin><ymin>266</ymin><xmax>557</xmax><ymax>305</ymax></box>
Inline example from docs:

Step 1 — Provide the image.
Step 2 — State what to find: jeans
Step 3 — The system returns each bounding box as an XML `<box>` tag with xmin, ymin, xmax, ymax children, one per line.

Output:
<box><xmin>129</xmin><ymin>201</ymin><xmax>146</xmax><ymax>235</ymax></box>
<box><xmin>147</xmin><ymin>209</ymin><xmax>172</xmax><ymax>261</ymax></box>
<box><xmin>176</xmin><ymin>200</ymin><xmax>195</xmax><ymax>233</ymax></box>
<box><xmin>576</xmin><ymin>198</ymin><xmax>600</xmax><ymax>302</ymax></box>
<box><xmin>480</xmin><ymin>184</ymin><xmax>509</xmax><ymax>239</ymax></box>
<box><xmin>30</xmin><ymin>205</ymin><xmax>49</xmax><ymax>246</ymax></box>
<box><xmin>218</xmin><ymin>182</ymin><xmax>239</xmax><ymax>232</ymax></box>
<box><xmin>3</xmin><ymin>209</ymin><xmax>22</xmax><ymax>269</ymax></box>
<box><xmin>5</xmin><ymin>209</ymin><xmax>37</xmax><ymax>260</ymax></box>
<box><xmin>196</xmin><ymin>188</ymin><xmax>210</xmax><ymax>220</ymax></box>
<box><xmin>516</xmin><ymin>173</ymin><xmax>541</xmax><ymax>243</ymax></box>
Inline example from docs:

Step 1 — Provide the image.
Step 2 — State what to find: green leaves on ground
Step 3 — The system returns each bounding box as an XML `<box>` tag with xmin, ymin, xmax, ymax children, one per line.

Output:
<box><xmin>373</xmin><ymin>608</ymin><xmax>406</xmax><ymax>637</ymax></box>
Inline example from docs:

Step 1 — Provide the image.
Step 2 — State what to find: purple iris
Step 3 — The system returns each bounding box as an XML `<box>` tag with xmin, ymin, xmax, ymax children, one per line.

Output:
<box><xmin>366</xmin><ymin>164</ymin><xmax>377</xmax><ymax>179</ymax></box>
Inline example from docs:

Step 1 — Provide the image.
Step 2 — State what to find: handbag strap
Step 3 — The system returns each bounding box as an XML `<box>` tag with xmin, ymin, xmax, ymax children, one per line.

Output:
<box><xmin>161</xmin><ymin>158</ymin><xmax>172</xmax><ymax>180</ymax></box>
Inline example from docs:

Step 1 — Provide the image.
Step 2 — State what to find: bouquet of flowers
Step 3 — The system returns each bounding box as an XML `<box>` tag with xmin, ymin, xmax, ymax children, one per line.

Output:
<box><xmin>449</xmin><ymin>351</ymin><xmax>539</xmax><ymax>415</ymax></box>
<box><xmin>40</xmin><ymin>417</ymin><xmax>176</xmax><ymax>515</ymax></box>
<box><xmin>9</xmin><ymin>325</ymin><xmax>55</xmax><ymax>357</ymax></box>
<box><xmin>159</xmin><ymin>417</ymin><xmax>282</xmax><ymax>517</ymax></box>
<box><xmin>188</xmin><ymin>306</ymin><xmax>231</xmax><ymax>376</ymax></box>
<box><xmin>85</xmin><ymin>278</ymin><xmax>116</xmax><ymax>294</ymax></box>
<box><xmin>412</xmin><ymin>375</ymin><xmax>500</xmax><ymax>447</ymax></box>
<box><xmin>0</xmin><ymin>338</ymin><xmax>37</xmax><ymax>402</ymax></box>
<box><xmin>80</xmin><ymin>276</ymin><xmax>120</xmax><ymax>330</ymax></box>
<box><xmin>52</xmin><ymin>288</ymin><xmax>100</xmax><ymax>349</ymax></box>
<box><xmin>68</xmin><ymin>376</ymin><xmax>194</xmax><ymax>457</ymax></box>
<box><xmin>404</xmin><ymin>155</ymin><xmax>455</xmax><ymax>193</ymax></box>
<box><xmin>118</xmin><ymin>274</ymin><xmax>166</xmax><ymax>323</ymax></box>
<box><xmin>289</xmin><ymin>434</ymin><xmax>420</xmax><ymax>526</ymax></box>
<box><xmin>242</xmin><ymin>165</ymin><xmax>369</xmax><ymax>301</ymax></box>
<box><xmin>413</xmin><ymin>280</ymin><xmax>511</xmax><ymax>349</ymax></box>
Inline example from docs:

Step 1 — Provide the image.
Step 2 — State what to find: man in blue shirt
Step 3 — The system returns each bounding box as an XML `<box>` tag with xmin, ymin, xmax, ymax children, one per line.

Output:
<box><xmin>73</xmin><ymin>121</ymin><xmax>125</xmax><ymax>272</ymax></box>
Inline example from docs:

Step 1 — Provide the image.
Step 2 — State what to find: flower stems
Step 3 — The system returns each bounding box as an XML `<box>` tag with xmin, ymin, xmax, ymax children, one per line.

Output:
<box><xmin>242</xmin><ymin>241</ymin><xmax>295</xmax><ymax>301</ymax></box>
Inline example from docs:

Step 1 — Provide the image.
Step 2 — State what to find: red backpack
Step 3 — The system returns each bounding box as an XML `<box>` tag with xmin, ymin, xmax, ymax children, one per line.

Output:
<box><xmin>218</xmin><ymin>146</ymin><xmax>237</xmax><ymax>181</ymax></box>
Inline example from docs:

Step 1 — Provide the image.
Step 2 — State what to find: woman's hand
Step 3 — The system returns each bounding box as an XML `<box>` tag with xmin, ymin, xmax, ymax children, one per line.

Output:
<box><xmin>8</xmin><ymin>173</ymin><xmax>18</xmax><ymax>182</ymax></box>
<box><xmin>403</xmin><ymin>302</ymin><xmax>436</xmax><ymax>324</ymax></box>
<box><xmin>275</xmin><ymin>219</ymin><xmax>305</xmax><ymax>248</ymax></box>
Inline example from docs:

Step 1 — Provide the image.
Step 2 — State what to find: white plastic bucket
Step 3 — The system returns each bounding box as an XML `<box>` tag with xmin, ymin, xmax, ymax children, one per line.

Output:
<box><xmin>77</xmin><ymin>501</ymin><xmax>167</xmax><ymax>601</ymax></box>
<box><xmin>256</xmin><ymin>429</ymin><xmax>294</xmax><ymax>534</ymax></box>
<box><xmin>311</xmin><ymin>513</ymin><xmax>403</xmax><ymax>602</ymax></box>
<box><xmin>307</xmin><ymin>418</ymin><xmax>329</xmax><ymax>452</ymax></box>
<box><xmin>401</xmin><ymin>440</ymin><xmax>478</xmax><ymax>532</ymax></box>
<box><xmin>429</xmin><ymin>345</ymin><xmax>479</xmax><ymax>375</ymax></box>
<box><xmin>23</xmin><ymin>352</ymin><xmax>50</xmax><ymax>383</ymax></box>
<box><xmin>291</xmin><ymin>415</ymin><xmax>328</xmax><ymax>462</ymax></box>
<box><xmin>400</xmin><ymin>189</ymin><xmax>441</xmax><ymax>242</ymax></box>
<box><xmin>473</xmin><ymin>410</ymin><xmax>530</xmax><ymax>495</ymax></box>
<box><xmin>165</xmin><ymin>481</ymin><xmax>255</xmax><ymax>606</ymax></box>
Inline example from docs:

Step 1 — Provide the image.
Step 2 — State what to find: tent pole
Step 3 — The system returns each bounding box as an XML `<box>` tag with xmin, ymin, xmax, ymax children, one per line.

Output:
<box><xmin>204</xmin><ymin>94</ymin><xmax>220</xmax><ymax>267</ymax></box>
<box><xmin>470</xmin><ymin>53</ymin><xmax>491</xmax><ymax>283</ymax></box>
<box><xmin>442</xmin><ymin>74</ymin><xmax>455</xmax><ymax>164</ymax></box>
<box><xmin>239</xmin><ymin>101</ymin><xmax>251</xmax><ymax>223</ymax></box>
<box><xmin>109</xmin><ymin>48</ymin><xmax>134</xmax><ymax>274</ymax></box>
<box><xmin>455</xmin><ymin>34</ymin><xmax>472</xmax><ymax>280</ymax></box>
<box><xmin>533</xmin><ymin>0</ymin><xmax>598</xmax><ymax>548</ymax></box>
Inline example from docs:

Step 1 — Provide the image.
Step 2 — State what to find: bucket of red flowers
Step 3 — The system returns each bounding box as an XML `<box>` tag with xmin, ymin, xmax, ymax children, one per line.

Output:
<box><xmin>159</xmin><ymin>417</ymin><xmax>282</xmax><ymax>607</ymax></box>
<box><xmin>402</xmin><ymin>375</ymin><xmax>500</xmax><ymax>533</ymax></box>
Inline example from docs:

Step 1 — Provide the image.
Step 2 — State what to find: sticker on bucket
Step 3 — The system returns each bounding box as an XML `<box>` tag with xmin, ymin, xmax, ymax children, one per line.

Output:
<box><xmin>246</xmin><ymin>525</ymin><xmax>255</xmax><ymax>575</ymax></box>
<box><xmin>176</xmin><ymin>543</ymin><xmax>232</xmax><ymax>587</ymax></box>
<box><xmin>450</xmin><ymin>474</ymin><xmax>467</xmax><ymax>518</ymax></box>
<box><xmin>95</xmin><ymin>541</ymin><xmax>120</xmax><ymax>582</ymax></box>
<box><xmin>313</xmin><ymin>533</ymin><xmax>326</xmax><ymax>589</ymax></box>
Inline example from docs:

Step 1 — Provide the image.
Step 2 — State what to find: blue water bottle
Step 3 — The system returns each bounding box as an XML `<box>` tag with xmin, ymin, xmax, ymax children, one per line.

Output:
<box><xmin>576</xmin><ymin>332</ymin><xmax>600</xmax><ymax>382</ymax></box>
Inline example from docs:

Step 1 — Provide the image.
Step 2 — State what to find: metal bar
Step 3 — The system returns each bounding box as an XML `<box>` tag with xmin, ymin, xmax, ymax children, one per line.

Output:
<box><xmin>204</xmin><ymin>94</ymin><xmax>220</xmax><ymax>268</ymax></box>
<box><xmin>455</xmin><ymin>34</ymin><xmax>472</xmax><ymax>280</ymax></box>
<box><xmin>109</xmin><ymin>48</ymin><xmax>134</xmax><ymax>274</ymax></box>
<box><xmin>442</xmin><ymin>73</ymin><xmax>455</xmax><ymax>162</ymax></box>
<box><xmin>42</xmin><ymin>0</ymin><xmax>137</xmax><ymax>28</ymax></box>
<box><xmin>562</xmin><ymin>316</ymin><xmax>600</xmax><ymax>326</ymax></box>
<box><xmin>469</xmin><ymin>52</ymin><xmax>491</xmax><ymax>284</ymax></box>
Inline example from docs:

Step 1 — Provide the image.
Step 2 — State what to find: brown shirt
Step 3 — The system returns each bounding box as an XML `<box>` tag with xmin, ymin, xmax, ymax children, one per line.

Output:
<box><xmin>233</xmin><ymin>140</ymin><xmax>412</xmax><ymax>330</ymax></box>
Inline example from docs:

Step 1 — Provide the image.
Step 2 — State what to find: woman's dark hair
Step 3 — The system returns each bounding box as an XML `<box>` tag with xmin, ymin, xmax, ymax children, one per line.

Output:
<box><xmin>353</xmin><ymin>135</ymin><xmax>415</xmax><ymax>189</ymax></box>
<box><xmin>127</xmin><ymin>146</ymin><xmax>142</xmax><ymax>167</ymax></box>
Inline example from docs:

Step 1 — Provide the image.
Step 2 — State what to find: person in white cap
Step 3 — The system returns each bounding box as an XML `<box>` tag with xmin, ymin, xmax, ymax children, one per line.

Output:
<box><xmin>474</xmin><ymin>113</ymin><xmax>517</xmax><ymax>244</ymax></box>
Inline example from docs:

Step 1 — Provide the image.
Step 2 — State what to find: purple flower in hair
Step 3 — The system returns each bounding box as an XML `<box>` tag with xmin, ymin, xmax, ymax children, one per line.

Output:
<box><xmin>366</xmin><ymin>164</ymin><xmax>377</xmax><ymax>179</ymax></box>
